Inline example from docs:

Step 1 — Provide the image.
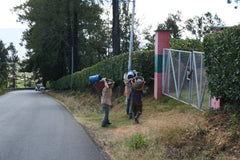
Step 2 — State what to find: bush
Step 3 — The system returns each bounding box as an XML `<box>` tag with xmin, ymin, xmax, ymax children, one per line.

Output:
<box><xmin>126</xmin><ymin>133</ymin><xmax>149</xmax><ymax>150</ymax></box>
<box><xmin>203</xmin><ymin>25</ymin><xmax>240</xmax><ymax>107</ymax></box>
<box><xmin>170</xmin><ymin>38</ymin><xmax>203</xmax><ymax>51</ymax></box>
<box><xmin>0</xmin><ymin>77</ymin><xmax>5</xmax><ymax>95</ymax></box>
<box><xmin>51</xmin><ymin>39</ymin><xmax>203</xmax><ymax>92</ymax></box>
<box><xmin>51</xmin><ymin>50</ymin><xmax>154</xmax><ymax>91</ymax></box>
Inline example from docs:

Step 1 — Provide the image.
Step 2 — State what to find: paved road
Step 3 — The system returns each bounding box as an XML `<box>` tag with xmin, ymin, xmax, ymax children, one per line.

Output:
<box><xmin>0</xmin><ymin>90</ymin><xmax>106</xmax><ymax>160</ymax></box>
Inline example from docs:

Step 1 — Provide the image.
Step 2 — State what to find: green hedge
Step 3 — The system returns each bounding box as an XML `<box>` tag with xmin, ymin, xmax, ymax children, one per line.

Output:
<box><xmin>50</xmin><ymin>50</ymin><xmax>154</xmax><ymax>91</ymax></box>
<box><xmin>170</xmin><ymin>38</ymin><xmax>203</xmax><ymax>51</ymax></box>
<box><xmin>0</xmin><ymin>77</ymin><xmax>5</xmax><ymax>95</ymax></box>
<box><xmin>203</xmin><ymin>25</ymin><xmax>240</xmax><ymax>106</ymax></box>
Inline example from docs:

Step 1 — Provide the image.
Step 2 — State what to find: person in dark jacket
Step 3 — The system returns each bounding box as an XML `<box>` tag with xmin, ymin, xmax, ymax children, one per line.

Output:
<box><xmin>130</xmin><ymin>76</ymin><xmax>145</xmax><ymax>124</ymax></box>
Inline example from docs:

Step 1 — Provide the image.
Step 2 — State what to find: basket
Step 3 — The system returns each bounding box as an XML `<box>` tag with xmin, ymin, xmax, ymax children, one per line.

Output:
<box><xmin>132</xmin><ymin>76</ymin><xmax>145</xmax><ymax>91</ymax></box>
<box><xmin>94</xmin><ymin>81</ymin><xmax>105</xmax><ymax>90</ymax></box>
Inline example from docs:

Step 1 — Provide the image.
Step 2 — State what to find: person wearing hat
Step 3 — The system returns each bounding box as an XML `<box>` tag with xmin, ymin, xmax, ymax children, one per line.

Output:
<box><xmin>124</xmin><ymin>70</ymin><xmax>138</xmax><ymax>119</ymax></box>
<box><xmin>101</xmin><ymin>78</ymin><xmax>114</xmax><ymax>127</ymax></box>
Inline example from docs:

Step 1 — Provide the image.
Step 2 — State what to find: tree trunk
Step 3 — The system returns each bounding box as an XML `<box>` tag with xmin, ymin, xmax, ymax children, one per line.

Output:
<box><xmin>73</xmin><ymin>0</ymin><xmax>81</xmax><ymax>72</ymax></box>
<box><xmin>67</xmin><ymin>0</ymin><xmax>73</xmax><ymax>74</ymax></box>
<box><xmin>112</xmin><ymin>0</ymin><xmax>120</xmax><ymax>56</ymax></box>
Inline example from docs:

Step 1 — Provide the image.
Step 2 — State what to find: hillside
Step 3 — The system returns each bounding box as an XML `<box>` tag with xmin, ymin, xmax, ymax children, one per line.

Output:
<box><xmin>47</xmin><ymin>90</ymin><xmax>240</xmax><ymax>160</ymax></box>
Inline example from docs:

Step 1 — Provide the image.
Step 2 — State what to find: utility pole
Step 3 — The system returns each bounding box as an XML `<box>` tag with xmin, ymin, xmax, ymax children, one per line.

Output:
<box><xmin>128</xmin><ymin>0</ymin><xmax>136</xmax><ymax>71</ymax></box>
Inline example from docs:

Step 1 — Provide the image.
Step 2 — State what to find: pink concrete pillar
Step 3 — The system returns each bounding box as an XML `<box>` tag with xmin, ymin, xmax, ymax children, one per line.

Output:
<box><xmin>154</xmin><ymin>30</ymin><xmax>170</xmax><ymax>100</ymax></box>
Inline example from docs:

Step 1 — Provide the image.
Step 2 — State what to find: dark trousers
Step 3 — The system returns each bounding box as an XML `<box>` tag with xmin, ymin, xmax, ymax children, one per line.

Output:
<box><xmin>132</xmin><ymin>101</ymin><xmax>142</xmax><ymax>118</ymax></box>
<box><xmin>126</xmin><ymin>98</ymin><xmax>132</xmax><ymax>115</ymax></box>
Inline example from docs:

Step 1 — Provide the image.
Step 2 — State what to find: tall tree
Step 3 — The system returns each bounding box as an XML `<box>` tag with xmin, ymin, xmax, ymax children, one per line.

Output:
<box><xmin>112</xmin><ymin>0</ymin><xmax>120</xmax><ymax>55</ymax></box>
<box><xmin>185</xmin><ymin>12</ymin><xmax>225</xmax><ymax>40</ymax></box>
<box><xmin>142</xmin><ymin>25</ymin><xmax>155</xmax><ymax>50</ymax></box>
<box><xmin>0</xmin><ymin>40</ymin><xmax>9</xmax><ymax>79</ymax></box>
<box><xmin>165</xmin><ymin>11</ymin><xmax>182</xmax><ymax>39</ymax></box>
<box><xmin>119</xmin><ymin>1</ymin><xmax>141</xmax><ymax>53</ymax></box>
<box><xmin>14</xmin><ymin>0</ymin><xmax>108</xmax><ymax>84</ymax></box>
<box><xmin>73</xmin><ymin>0</ymin><xmax>81</xmax><ymax>72</ymax></box>
<box><xmin>7</xmin><ymin>43</ymin><xmax>19</xmax><ymax>88</ymax></box>
<box><xmin>156</xmin><ymin>11</ymin><xmax>182</xmax><ymax>39</ymax></box>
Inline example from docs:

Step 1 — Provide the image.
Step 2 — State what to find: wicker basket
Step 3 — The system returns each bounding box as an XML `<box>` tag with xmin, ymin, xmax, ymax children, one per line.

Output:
<box><xmin>132</xmin><ymin>76</ymin><xmax>145</xmax><ymax>91</ymax></box>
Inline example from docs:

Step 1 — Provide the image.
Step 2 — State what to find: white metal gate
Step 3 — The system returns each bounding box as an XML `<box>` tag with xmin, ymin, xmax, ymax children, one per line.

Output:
<box><xmin>162</xmin><ymin>49</ymin><xmax>210</xmax><ymax>111</ymax></box>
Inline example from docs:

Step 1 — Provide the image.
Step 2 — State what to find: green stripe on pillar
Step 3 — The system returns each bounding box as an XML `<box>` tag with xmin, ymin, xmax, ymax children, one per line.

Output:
<box><xmin>155</xmin><ymin>54</ymin><xmax>163</xmax><ymax>73</ymax></box>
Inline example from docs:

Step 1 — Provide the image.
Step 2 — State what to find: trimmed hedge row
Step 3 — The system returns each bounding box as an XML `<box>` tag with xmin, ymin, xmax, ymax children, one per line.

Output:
<box><xmin>50</xmin><ymin>50</ymin><xmax>154</xmax><ymax>91</ymax></box>
<box><xmin>170</xmin><ymin>38</ymin><xmax>203</xmax><ymax>52</ymax></box>
<box><xmin>203</xmin><ymin>25</ymin><xmax>240</xmax><ymax>106</ymax></box>
<box><xmin>0</xmin><ymin>78</ymin><xmax>5</xmax><ymax>95</ymax></box>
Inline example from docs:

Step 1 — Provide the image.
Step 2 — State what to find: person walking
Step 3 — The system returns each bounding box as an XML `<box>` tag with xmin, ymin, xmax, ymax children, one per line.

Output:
<box><xmin>101</xmin><ymin>78</ymin><xmax>114</xmax><ymax>127</ymax></box>
<box><xmin>124</xmin><ymin>73</ymin><xmax>132</xmax><ymax>119</ymax></box>
<box><xmin>130</xmin><ymin>76</ymin><xmax>145</xmax><ymax>124</ymax></box>
<box><xmin>124</xmin><ymin>70</ymin><xmax>137</xmax><ymax>119</ymax></box>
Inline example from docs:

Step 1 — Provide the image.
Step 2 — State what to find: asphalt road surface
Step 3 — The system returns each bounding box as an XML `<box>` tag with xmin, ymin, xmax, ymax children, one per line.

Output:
<box><xmin>0</xmin><ymin>90</ymin><xmax>106</xmax><ymax>160</ymax></box>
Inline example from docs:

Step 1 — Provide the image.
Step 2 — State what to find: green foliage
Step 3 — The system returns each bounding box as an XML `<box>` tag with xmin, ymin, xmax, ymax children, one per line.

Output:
<box><xmin>229</xmin><ymin>114</ymin><xmax>240</xmax><ymax>134</ymax></box>
<box><xmin>164</xmin><ymin>11</ymin><xmax>182</xmax><ymax>39</ymax></box>
<box><xmin>157</xmin><ymin>11</ymin><xmax>182</xmax><ymax>39</ymax></box>
<box><xmin>51</xmin><ymin>50</ymin><xmax>154</xmax><ymax>90</ymax></box>
<box><xmin>15</xmin><ymin>0</ymin><xmax>109</xmax><ymax>84</ymax></box>
<box><xmin>0</xmin><ymin>74</ymin><xmax>6</xmax><ymax>94</ymax></box>
<box><xmin>170</xmin><ymin>38</ymin><xmax>203</xmax><ymax>51</ymax></box>
<box><xmin>126</xmin><ymin>133</ymin><xmax>149</xmax><ymax>150</ymax></box>
<box><xmin>185</xmin><ymin>12</ymin><xmax>225</xmax><ymax>40</ymax></box>
<box><xmin>203</xmin><ymin>25</ymin><xmax>240</xmax><ymax>107</ymax></box>
<box><xmin>0</xmin><ymin>40</ymin><xmax>9</xmax><ymax>79</ymax></box>
<box><xmin>119</xmin><ymin>1</ymin><xmax>140</xmax><ymax>53</ymax></box>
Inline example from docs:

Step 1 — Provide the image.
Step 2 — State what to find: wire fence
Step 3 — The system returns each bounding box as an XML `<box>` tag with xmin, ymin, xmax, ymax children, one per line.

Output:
<box><xmin>162</xmin><ymin>49</ymin><xmax>210</xmax><ymax>111</ymax></box>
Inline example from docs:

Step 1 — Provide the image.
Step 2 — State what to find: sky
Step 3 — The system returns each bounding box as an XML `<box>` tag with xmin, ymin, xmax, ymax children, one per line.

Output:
<box><xmin>0</xmin><ymin>0</ymin><xmax>240</xmax><ymax>60</ymax></box>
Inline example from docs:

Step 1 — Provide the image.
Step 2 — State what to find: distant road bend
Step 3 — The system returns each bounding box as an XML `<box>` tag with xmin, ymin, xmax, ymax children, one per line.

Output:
<box><xmin>0</xmin><ymin>90</ymin><xmax>106</xmax><ymax>160</ymax></box>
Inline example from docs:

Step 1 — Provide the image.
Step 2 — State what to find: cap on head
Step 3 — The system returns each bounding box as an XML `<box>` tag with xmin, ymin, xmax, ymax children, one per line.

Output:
<box><xmin>127</xmin><ymin>70</ymin><xmax>135</xmax><ymax>79</ymax></box>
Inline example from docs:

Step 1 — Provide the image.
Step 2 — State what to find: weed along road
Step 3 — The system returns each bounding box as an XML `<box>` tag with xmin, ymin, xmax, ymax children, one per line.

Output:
<box><xmin>0</xmin><ymin>90</ymin><xmax>106</xmax><ymax>160</ymax></box>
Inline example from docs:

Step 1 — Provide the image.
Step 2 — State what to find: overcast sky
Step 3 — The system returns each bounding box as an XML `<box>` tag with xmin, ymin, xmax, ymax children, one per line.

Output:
<box><xmin>0</xmin><ymin>0</ymin><xmax>240</xmax><ymax>60</ymax></box>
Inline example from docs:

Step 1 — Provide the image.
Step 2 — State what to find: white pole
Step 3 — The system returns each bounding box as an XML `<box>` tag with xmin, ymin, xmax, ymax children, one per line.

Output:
<box><xmin>128</xmin><ymin>0</ymin><xmax>135</xmax><ymax>71</ymax></box>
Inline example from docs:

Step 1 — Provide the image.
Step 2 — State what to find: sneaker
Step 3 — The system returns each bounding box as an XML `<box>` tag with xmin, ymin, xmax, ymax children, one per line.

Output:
<box><xmin>107</xmin><ymin>122</ymin><xmax>112</xmax><ymax>125</ymax></box>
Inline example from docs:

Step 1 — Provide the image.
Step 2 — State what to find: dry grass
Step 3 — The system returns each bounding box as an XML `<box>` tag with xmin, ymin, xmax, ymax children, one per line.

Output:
<box><xmin>47</xmin><ymin>90</ymin><xmax>240</xmax><ymax>160</ymax></box>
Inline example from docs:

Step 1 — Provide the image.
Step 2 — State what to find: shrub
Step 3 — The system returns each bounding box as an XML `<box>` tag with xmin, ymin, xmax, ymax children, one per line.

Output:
<box><xmin>51</xmin><ymin>50</ymin><xmax>154</xmax><ymax>91</ymax></box>
<box><xmin>126</xmin><ymin>133</ymin><xmax>149</xmax><ymax>150</ymax></box>
<box><xmin>203</xmin><ymin>25</ymin><xmax>240</xmax><ymax>107</ymax></box>
<box><xmin>0</xmin><ymin>76</ymin><xmax>5</xmax><ymax>95</ymax></box>
<box><xmin>170</xmin><ymin>38</ymin><xmax>203</xmax><ymax>51</ymax></box>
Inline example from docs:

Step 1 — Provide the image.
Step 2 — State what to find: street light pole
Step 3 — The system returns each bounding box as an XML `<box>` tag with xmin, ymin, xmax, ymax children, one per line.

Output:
<box><xmin>128</xmin><ymin>0</ymin><xmax>136</xmax><ymax>71</ymax></box>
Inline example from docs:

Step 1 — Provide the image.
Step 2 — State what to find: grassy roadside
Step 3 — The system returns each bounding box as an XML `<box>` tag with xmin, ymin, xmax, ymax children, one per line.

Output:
<box><xmin>47</xmin><ymin>90</ymin><xmax>240</xmax><ymax>160</ymax></box>
<box><xmin>0</xmin><ymin>86</ymin><xmax>6</xmax><ymax>95</ymax></box>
